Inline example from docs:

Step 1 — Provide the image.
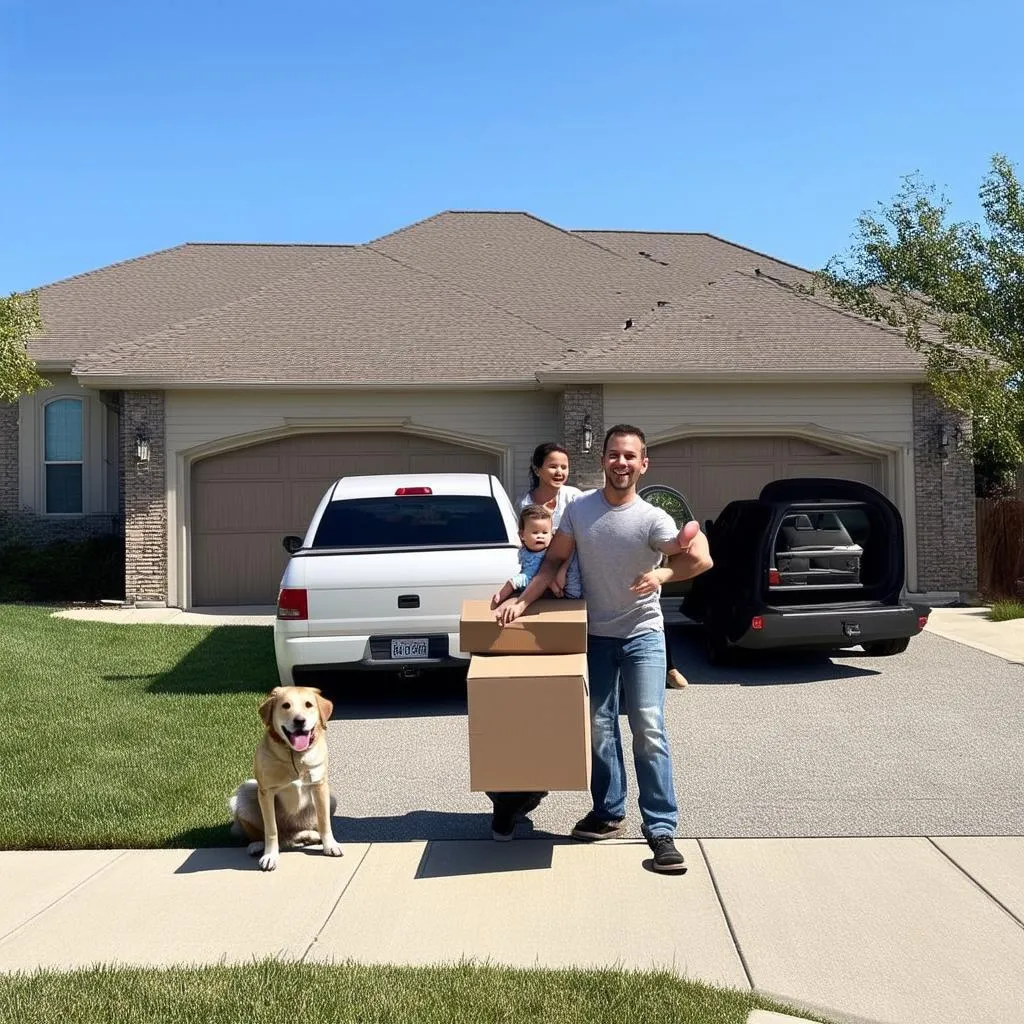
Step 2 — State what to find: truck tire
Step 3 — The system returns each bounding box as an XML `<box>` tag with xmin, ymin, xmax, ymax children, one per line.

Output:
<box><xmin>862</xmin><ymin>637</ymin><xmax>910</xmax><ymax>656</ymax></box>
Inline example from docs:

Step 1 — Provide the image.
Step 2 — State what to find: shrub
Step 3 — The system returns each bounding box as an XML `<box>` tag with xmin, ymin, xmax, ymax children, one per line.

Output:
<box><xmin>0</xmin><ymin>535</ymin><xmax>124</xmax><ymax>602</ymax></box>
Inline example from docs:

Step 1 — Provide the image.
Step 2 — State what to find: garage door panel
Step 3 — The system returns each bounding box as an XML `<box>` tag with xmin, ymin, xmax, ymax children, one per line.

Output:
<box><xmin>647</xmin><ymin>435</ymin><xmax>886</xmax><ymax>529</ymax></box>
<box><xmin>191</xmin><ymin>431</ymin><xmax>500</xmax><ymax>606</ymax></box>
<box><xmin>193</xmin><ymin>535</ymin><xmax>288</xmax><ymax>607</ymax></box>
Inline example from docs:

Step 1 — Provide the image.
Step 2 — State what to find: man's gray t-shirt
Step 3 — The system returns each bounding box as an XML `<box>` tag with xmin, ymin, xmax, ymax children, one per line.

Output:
<box><xmin>558</xmin><ymin>489</ymin><xmax>678</xmax><ymax>639</ymax></box>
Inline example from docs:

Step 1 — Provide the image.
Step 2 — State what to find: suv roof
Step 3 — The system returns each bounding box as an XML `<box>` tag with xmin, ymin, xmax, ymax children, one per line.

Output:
<box><xmin>329</xmin><ymin>472</ymin><xmax>498</xmax><ymax>500</ymax></box>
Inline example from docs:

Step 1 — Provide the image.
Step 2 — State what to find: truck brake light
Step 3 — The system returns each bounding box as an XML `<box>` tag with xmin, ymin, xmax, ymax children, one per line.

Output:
<box><xmin>395</xmin><ymin>487</ymin><xmax>432</xmax><ymax>495</ymax></box>
<box><xmin>751</xmin><ymin>615</ymin><xmax>764</xmax><ymax>630</ymax></box>
<box><xmin>768</xmin><ymin>568</ymin><xmax>781</xmax><ymax>586</ymax></box>
<box><xmin>917</xmin><ymin>614</ymin><xmax>929</xmax><ymax>629</ymax></box>
<box><xmin>277</xmin><ymin>588</ymin><xmax>308</xmax><ymax>620</ymax></box>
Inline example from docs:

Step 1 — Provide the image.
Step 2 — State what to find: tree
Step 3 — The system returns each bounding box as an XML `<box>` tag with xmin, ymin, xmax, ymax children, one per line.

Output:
<box><xmin>818</xmin><ymin>153</ymin><xmax>1024</xmax><ymax>494</ymax></box>
<box><xmin>0</xmin><ymin>290</ymin><xmax>49</xmax><ymax>404</ymax></box>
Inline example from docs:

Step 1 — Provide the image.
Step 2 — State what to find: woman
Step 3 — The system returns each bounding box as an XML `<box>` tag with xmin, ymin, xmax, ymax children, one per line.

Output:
<box><xmin>516</xmin><ymin>442</ymin><xmax>585</xmax><ymax>598</ymax></box>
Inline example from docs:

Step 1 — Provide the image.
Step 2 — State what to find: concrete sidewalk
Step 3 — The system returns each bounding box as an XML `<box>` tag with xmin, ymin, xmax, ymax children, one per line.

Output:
<box><xmin>923</xmin><ymin>606</ymin><xmax>1024</xmax><ymax>664</ymax></box>
<box><xmin>2</xmin><ymin>837</ymin><xmax>1022</xmax><ymax>1024</ymax></box>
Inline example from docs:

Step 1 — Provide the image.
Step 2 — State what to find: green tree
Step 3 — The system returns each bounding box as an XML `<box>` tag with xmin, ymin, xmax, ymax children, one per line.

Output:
<box><xmin>0</xmin><ymin>290</ymin><xmax>49</xmax><ymax>404</ymax></box>
<box><xmin>818</xmin><ymin>153</ymin><xmax>1024</xmax><ymax>494</ymax></box>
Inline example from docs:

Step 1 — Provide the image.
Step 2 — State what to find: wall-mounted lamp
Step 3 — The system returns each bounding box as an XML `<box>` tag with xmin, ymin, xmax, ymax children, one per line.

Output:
<box><xmin>938</xmin><ymin>423</ymin><xmax>965</xmax><ymax>460</ymax></box>
<box><xmin>135</xmin><ymin>432</ymin><xmax>151</xmax><ymax>463</ymax></box>
<box><xmin>581</xmin><ymin>414</ymin><xmax>593</xmax><ymax>454</ymax></box>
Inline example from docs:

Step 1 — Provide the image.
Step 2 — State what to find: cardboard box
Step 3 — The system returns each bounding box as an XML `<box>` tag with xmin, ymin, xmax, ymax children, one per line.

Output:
<box><xmin>466</xmin><ymin>653</ymin><xmax>591</xmax><ymax>792</ymax></box>
<box><xmin>459</xmin><ymin>598</ymin><xmax>587</xmax><ymax>655</ymax></box>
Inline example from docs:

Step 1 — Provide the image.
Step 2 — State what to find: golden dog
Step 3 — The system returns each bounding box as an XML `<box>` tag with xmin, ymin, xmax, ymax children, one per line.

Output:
<box><xmin>229</xmin><ymin>685</ymin><xmax>343</xmax><ymax>871</ymax></box>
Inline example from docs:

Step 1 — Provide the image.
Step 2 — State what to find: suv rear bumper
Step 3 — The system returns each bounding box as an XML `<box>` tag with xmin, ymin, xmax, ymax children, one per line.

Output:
<box><xmin>732</xmin><ymin>603</ymin><xmax>925</xmax><ymax>651</ymax></box>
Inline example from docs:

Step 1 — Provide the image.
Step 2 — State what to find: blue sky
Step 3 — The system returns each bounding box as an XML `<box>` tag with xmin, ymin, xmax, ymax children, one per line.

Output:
<box><xmin>2</xmin><ymin>0</ymin><xmax>1021</xmax><ymax>293</ymax></box>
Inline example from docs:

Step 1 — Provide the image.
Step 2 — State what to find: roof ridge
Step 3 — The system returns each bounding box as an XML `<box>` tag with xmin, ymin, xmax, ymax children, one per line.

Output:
<box><xmin>365</xmin><ymin>243</ymin><xmax>574</xmax><ymax>348</ymax></box>
<box><xmin>184</xmin><ymin>241</ymin><xmax>356</xmax><ymax>249</ymax></box>
<box><xmin>72</xmin><ymin>247</ymin><xmax>350</xmax><ymax>368</ymax></box>
<box><xmin>35</xmin><ymin>242</ymin><xmax>191</xmax><ymax>292</ymax></box>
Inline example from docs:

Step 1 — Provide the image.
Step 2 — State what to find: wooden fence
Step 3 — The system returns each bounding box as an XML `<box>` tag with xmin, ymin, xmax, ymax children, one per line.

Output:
<box><xmin>976</xmin><ymin>498</ymin><xmax>1024</xmax><ymax>599</ymax></box>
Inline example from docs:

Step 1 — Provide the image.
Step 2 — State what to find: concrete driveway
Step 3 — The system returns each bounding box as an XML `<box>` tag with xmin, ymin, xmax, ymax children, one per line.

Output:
<box><xmin>324</xmin><ymin>627</ymin><xmax>1024</xmax><ymax>842</ymax></box>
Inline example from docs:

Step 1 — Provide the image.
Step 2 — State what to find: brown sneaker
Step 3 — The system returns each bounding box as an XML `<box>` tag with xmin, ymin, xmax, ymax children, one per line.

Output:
<box><xmin>571</xmin><ymin>812</ymin><xmax>625</xmax><ymax>841</ymax></box>
<box><xmin>666</xmin><ymin>668</ymin><xmax>688</xmax><ymax>688</ymax></box>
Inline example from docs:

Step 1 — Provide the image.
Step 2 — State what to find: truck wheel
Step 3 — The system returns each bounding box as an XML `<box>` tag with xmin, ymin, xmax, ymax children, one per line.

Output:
<box><xmin>862</xmin><ymin>637</ymin><xmax>910</xmax><ymax>656</ymax></box>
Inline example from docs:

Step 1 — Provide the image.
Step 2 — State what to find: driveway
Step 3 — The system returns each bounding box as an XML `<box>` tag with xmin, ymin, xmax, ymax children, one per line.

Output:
<box><xmin>324</xmin><ymin>628</ymin><xmax>1024</xmax><ymax>842</ymax></box>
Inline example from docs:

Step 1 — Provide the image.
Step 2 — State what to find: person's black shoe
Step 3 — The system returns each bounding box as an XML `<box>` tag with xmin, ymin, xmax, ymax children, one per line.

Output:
<box><xmin>647</xmin><ymin>834</ymin><xmax>687</xmax><ymax>873</ymax></box>
<box><xmin>517</xmin><ymin>792</ymin><xmax>548</xmax><ymax>819</ymax></box>
<box><xmin>571</xmin><ymin>811</ymin><xmax>625</xmax><ymax>841</ymax></box>
<box><xmin>491</xmin><ymin>795</ymin><xmax>519</xmax><ymax>841</ymax></box>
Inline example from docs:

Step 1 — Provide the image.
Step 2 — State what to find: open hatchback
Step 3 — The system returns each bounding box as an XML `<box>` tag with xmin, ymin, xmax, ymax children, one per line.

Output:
<box><xmin>680</xmin><ymin>478</ymin><xmax>930</xmax><ymax>662</ymax></box>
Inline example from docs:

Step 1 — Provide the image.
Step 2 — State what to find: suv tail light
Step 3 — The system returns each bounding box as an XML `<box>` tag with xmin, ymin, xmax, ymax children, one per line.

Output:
<box><xmin>768</xmin><ymin>568</ymin><xmax>781</xmax><ymax>586</ymax></box>
<box><xmin>395</xmin><ymin>487</ymin><xmax>432</xmax><ymax>496</ymax></box>
<box><xmin>751</xmin><ymin>615</ymin><xmax>764</xmax><ymax>631</ymax></box>
<box><xmin>917</xmin><ymin>614</ymin><xmax>929</xmax><ymax>629</ymax></box>
<box><xmin>277</xmin><ymin>588</ymin><xmax>308</xmax><ymax>620</ymax></box>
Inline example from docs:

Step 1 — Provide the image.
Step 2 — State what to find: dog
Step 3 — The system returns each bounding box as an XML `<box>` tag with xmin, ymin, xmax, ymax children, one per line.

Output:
<box><xmin>228</xmin><ymin>685</ymin><xmax>343</xmax><ymax>871</ymax></box>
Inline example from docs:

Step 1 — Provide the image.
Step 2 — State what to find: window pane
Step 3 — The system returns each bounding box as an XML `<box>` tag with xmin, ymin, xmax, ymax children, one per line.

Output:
<box><xmin>46</xmin><ymin>464</ymin><xmax>83</xmax><ymax>514</ymax></box>
<box><xmin>312</xmin><ymin>496</ymin><xmax>508</xmax><ymax>549</ymax></box>
<box><xmin>45</xmin><ymin>399</ymin><xmax>83</xmax><ymax>462</ymax></box>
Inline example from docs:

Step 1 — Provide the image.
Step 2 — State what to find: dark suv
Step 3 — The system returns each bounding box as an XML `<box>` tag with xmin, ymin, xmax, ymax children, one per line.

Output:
<box><xmin>662</xmin><ymin>478</ymin><xmax>929</xmax><ymax>663</ymax></box>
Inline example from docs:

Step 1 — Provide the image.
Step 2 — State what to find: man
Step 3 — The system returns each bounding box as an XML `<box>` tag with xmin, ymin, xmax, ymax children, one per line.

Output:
<box><xmin>495</xmin><ymin>424</ymin><xmax>713</xmax><ymax>873</ymax></box>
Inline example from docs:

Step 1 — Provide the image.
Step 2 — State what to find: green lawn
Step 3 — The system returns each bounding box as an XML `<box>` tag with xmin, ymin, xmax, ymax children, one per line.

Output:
<box><xmin>0</xmin><ymin>605</ymin><xmax>275</xmax><ymax>850</ymax></box>
<box><xmin>989</xmin><ymin>599</ymin><xmax>1024</xmax><ymax>622</ymax></box>
<box><xmin>0</xmin><ymin>961</ymin><xmax>831</xmax><ymax>1024</ymax></box>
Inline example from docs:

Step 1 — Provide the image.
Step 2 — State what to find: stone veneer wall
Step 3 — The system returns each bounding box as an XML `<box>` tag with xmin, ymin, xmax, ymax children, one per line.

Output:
<box><xmin>912</xmin><ymin>384</ymin><xmax>977</xmax><ymax>595</ymax></box>
<box><xmin>121</xmin><ymin>391</ymin><xmax>167</xmax><ymax>605</ymax></box>
<box><xmin>557</xmin><ymin>385</ymin><xmax>605</xmax><ymax>489</ymax></box>
<box><xmin>0</xmin><ymin>400</ymin><xmax>18</xmax><ymax>515</ymax></box>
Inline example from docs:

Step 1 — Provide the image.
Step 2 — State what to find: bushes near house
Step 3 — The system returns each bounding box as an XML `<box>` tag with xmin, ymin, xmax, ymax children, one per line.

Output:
<box><xmin>0</xmin><ymin>509</ymin><xmax>124</xmax><ymax>598</ymax></box>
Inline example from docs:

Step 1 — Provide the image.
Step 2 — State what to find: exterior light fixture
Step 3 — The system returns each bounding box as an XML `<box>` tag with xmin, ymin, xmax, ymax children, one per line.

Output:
<box><xmin>136</xmin><ymin>432</ymin><xmax>151</xmax><ymax>462</ymax></box>
<box><xmin>582</xmin><ymin>414</ymin><xmax>593</xmax><ymax>454</ymax></box>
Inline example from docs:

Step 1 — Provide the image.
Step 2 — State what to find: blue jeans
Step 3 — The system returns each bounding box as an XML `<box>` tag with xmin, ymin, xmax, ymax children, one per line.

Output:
<box><xmin>587</xmin><ymin>631</ymin><xmax>678</xmax><ymax>836</ymax></box>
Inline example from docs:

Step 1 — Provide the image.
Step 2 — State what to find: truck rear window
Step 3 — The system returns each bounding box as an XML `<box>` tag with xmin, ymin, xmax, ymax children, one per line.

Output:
<box><xmin>311</xmin><ymin>495</ymin><xmax>510</xmax><ymax>549</ymax></box>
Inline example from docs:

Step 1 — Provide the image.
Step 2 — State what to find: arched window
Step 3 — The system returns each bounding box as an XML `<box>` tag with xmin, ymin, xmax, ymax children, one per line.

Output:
<box><xmin>44</xmin><ymin>398</ymin><xmax>83</xmax><ymax>514</ymax></box>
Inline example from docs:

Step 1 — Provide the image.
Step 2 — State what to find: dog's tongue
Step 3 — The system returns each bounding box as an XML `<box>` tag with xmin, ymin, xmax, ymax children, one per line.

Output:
<box><xmin>291</xmin><ymin>732</ymin><xmax>311</xmax><ymax>752</ymax></box>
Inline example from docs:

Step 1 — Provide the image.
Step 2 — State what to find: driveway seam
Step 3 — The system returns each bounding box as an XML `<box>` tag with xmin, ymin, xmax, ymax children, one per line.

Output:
<box><xmin>696</xmin><ymin>838</ymin><xmax>754</xmax><ymax>991</ymax></box>
<box><xmin>925</xmin><ymin>837</ymin><xmax>1024</xmax><ymax>931</ymax></box>
<box><xmin>0</xmin><ymin>849</ymin><xmax>130</xmax><ymax>946</ymax></box>
<box><xmin>299</xmin><ymin>842</ymin><xmax>373</xmax><ymax>962</ymax></box>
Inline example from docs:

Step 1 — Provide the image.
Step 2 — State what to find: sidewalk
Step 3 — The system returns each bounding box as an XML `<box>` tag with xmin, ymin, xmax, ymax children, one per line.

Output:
<box><xmin>923</xmin><ymin>606</ymin><xmax>1024</xmax><ymax>664</ymax></box>
<box><xmin>2</xmin><ymin>836</ymin><xmax>1022</xmax><ymax>1024</ymax></box>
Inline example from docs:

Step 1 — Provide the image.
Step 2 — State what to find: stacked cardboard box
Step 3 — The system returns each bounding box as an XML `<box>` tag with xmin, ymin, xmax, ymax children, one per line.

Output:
<box><xmin>459</xmin><ymin>599</ymin><xmax>590</xmax><ymax>792</ymax></box>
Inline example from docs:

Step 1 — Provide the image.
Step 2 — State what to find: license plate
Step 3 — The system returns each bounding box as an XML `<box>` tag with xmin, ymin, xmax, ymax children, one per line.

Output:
<box><xmin>391</xmin><ymin>638</ymin><xmax>429</xmax><ymax>660</ymax></box>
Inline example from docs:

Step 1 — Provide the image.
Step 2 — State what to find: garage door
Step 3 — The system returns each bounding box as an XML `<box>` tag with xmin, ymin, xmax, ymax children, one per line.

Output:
<box><xmin>191</xmin><ymin>432</ymin><xmax>500</xmax><ymax>606</ymax></box>
<box><xmin>646</xmin><ymin>436</ymin><xmax>884</xmax><ymax>525</ymax></box>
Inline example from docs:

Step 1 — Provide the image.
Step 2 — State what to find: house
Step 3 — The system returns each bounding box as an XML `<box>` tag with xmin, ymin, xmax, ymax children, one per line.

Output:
<box><xmin>0</xmin><ymin>211</ymin><xmax>976</xmax><ymax>607</ymax></box>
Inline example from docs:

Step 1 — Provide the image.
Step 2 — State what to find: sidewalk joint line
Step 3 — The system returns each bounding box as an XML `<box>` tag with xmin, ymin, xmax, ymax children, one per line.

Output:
<box><xmin>300</xmin><ymin>842</ymin><xmax>373</xmax><ymax>963</ymax></box>
<box><xmin>926</xmin><ymin>837</ymin><xmax>1024</xmax><ymax>931</ymax></box>
<box><xmin>697</xmin><ymin>839</ymin><xmax>754</xmax><ymax>991</ymax></box>
<box><xmin>0</xmin><ymin>849</ymin><xmax>130</xmax><ymax>947</ymax></box>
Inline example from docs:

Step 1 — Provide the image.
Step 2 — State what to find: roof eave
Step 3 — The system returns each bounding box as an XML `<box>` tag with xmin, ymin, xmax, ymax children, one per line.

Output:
<box><xmin>70</xmin><ymin>372</ymin><xmax>544</xmax><ymax>391</ymax></box>
<box><xmin>536</xmin><ymin>368</ymin><xmax>928</xmax><ymax>385</ymax></box>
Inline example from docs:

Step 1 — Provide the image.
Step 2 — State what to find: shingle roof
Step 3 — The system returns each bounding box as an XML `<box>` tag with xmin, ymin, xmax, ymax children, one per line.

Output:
<box><xmin>538</xmin><ymin>270</ymin><xmax>925</xmax><ymax>380</ymax></box>
<box><xmin>26</xmin><ymin>211</ymin><xmax>926</xmax><ymax>385</ymax></box>
<box><xmin>74</xmin><ymin>246</ymin><xmax>562</xmax><ymax>385</ymax></box>
<box><xmin>31</xmin><ymin>243</ymin><xmax>337</xmax><ymax>364</ymax></box>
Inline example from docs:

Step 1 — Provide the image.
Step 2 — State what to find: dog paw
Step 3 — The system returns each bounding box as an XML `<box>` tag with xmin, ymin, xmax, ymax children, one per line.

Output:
<box><xmin>258</xmin><ymin>852</ymin><xmax>279</xmax><ymax>872</ymax></box>
<box><xmin>322</xmin><ymin>840</ymin><xmax>344</xmax><ymax>858</ymax></box>
<box><xmin>247</xmin><ymin>841</ymin><xmax>265</xmax><ymax>857</ymax></box>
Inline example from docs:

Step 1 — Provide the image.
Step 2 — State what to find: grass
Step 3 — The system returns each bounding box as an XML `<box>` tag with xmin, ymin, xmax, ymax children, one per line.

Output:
<box><xmin>0</xmin><ymin>604</ymin><xmax>276</xmax><ymax>850</ymax></box>
<box><xmin>0</xmin><ymin>961</ymin><xmax>833</xmax><ymax>1024</ymax></box>
<box><xmin>988</xmin><ymin>599</ymin><xmax>1024</xmax><ymax>622</ymax></box>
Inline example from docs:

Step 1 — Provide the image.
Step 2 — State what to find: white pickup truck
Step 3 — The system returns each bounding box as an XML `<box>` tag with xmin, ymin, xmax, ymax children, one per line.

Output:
<box><xmin>273</xmin><ymin>473</ymin><xmax>522</xmax><ymax>684</ymax></box>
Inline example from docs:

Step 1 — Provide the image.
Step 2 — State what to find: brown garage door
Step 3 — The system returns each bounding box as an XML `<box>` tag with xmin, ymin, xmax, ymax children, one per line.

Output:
<box><xmin>191</xmin><ymin>432</ymin><xmax>500</xmax><ymax>606</ymax></box>
<box><xmin>646</xmin><ymin>436</ymin><xmax>884</xmax><ymax>526</ymax></box>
